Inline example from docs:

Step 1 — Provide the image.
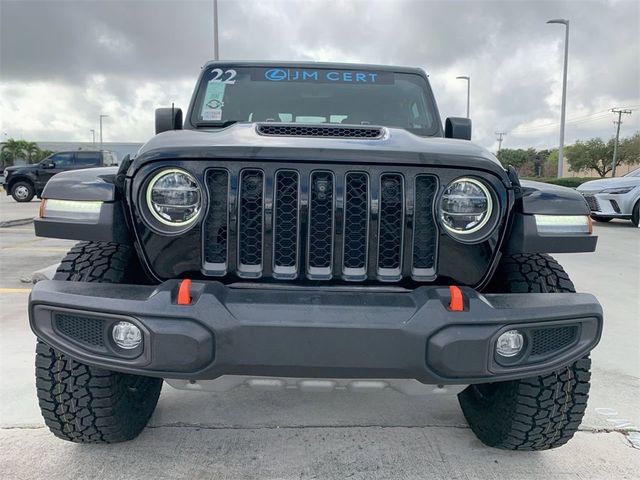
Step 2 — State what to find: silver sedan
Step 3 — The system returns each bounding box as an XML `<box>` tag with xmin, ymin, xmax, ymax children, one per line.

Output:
<box><xmin>577</xmin><ymin>168</ymin><xmax>640</xmax><ymax>226</ymax></box>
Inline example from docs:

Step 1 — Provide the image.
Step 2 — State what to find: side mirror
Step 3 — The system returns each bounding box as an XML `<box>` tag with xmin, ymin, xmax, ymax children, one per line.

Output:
<box><xmin>445</xmin><ymin>117</ymin><xmax>472</xmax><ymax>140</ymax></box>
<box><xmin>155</xmin><ymin>107</ymin><xmax>183</xmax><ymax>134</ymax></box>
<box><xmin>41</xmin><ymin>161</ymin><xmax>55</xmax><ymax>169</ymax></box>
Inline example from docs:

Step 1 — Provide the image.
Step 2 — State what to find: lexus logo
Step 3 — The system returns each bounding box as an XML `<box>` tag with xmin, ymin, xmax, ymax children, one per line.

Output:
<box><xmin>265</xmin><ymin>68</ymin><xmax>288</xmax><ymax>81</ymax></box>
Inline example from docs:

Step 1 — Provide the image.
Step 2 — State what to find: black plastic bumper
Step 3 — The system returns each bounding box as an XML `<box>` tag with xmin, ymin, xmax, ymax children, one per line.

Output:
<box><xmin>29</xmin><ymin>280</ymin><xmax>603</xmax><ymax>385</ymax></box>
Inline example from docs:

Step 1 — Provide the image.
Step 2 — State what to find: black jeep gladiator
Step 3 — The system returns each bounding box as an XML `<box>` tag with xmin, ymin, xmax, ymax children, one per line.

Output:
<box><xmin>30</xmin><ymin>62</ymin><xmax>602</xmax><ymax>450</ymax></box>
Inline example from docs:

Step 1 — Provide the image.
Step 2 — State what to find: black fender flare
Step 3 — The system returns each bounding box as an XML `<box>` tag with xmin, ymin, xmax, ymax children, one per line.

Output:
<box><xmin>34</xmin><ymin>167</ymin><xmax>132</xmax><ymax>244</ymax></box>
<box><xmin>504</xmin><ymin>180</ymin><xmax>596</xmax><ymax>254</ymax></box>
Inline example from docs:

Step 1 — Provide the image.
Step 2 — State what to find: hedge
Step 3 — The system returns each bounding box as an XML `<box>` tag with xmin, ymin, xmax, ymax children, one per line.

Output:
<box><xmin>520</xmin><ymin>177</ymin><xmax>600</xmax><ymax>188</ymax></box>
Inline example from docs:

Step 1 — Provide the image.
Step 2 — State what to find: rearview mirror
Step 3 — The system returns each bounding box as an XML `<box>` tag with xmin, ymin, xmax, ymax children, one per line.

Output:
<box><xmin>41</xmin><ymin>161</ymin><xmax>55</xmax><ymax>169</ymax></box>
<box><xmin>445</xmin><ymin>117</ymin><xmax>472</xmax><ymax>140</ymax></box>
<box><xmin>155</xmin><ymin>107</ymin><xmax>183</xmax><ymax>134</ymax></box>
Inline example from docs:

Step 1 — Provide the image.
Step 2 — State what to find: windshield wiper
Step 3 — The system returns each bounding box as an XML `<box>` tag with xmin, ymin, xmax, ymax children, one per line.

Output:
<box><xmin>195</xmin><ymin>120</ymin><xmax>239</xmax><ymax>128</ymax></box>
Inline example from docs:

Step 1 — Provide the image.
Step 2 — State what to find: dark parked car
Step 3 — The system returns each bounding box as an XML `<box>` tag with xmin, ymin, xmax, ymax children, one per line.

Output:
<box><xmin>30</xmin><ymin>62</ymin><xmax>602</xmax><ymax>450</ymax></box>
<box><xmin>3</xmin><ymin>150</ymin><xmax>117</xmax><ymax>202</ymax></box>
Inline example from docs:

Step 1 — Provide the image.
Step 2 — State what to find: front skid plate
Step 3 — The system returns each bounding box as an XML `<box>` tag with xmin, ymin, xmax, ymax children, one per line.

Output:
<box><xmin>167</xmin><ymin>376</ymin><xmax>467</xmax><ymax>395</ymax></box>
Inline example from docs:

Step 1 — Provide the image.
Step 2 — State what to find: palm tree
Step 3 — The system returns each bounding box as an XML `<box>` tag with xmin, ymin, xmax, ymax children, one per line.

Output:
<box><xmin>0</xmin><ymin>139</ymin><xmax>28</xmax><ymax>167</ymax></box>
<box><xmin>24</xmin><ymin>141</ymin><xmax>40</xmax><ymax>164</ymax></box>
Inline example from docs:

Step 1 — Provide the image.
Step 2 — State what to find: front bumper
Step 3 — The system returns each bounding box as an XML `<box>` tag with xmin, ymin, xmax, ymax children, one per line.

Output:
<box><xmin>29</xmin><ymin>280</ymin><xmax>603</xmax><ymax>385</ymax></box>
<box><xmin>580</xmin><ymin>191</ymin><xmax>635</xmax><ymax>218</ymax></box>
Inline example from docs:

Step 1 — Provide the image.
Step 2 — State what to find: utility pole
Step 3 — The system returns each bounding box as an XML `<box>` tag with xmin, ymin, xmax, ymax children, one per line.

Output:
<box><xmin>90</xmin><ymin>129</ymin><xmax>96</xmax><ymax>147</ymax></box>
<box><xmin>456</xmin><ymin>75</ymin><xmax>470</xmax><ymax>118</ymax></box>
<box><xmin>99</xmin><ymin>114</ymin><xmax>109</xmax><ymax>150</ymax></box>
<box><xmin>495</xmin><ymin>131</ymin><xmax>507</xmax><ymax>155</ymax></box>
<box><xmin>611</xmin><ymin>108</ymin><xmax>632</xmax><ymax>177</ymax></box>
<box><xmin>213</xmin><ymin>0</ymin><xmax>220</xmax><ymax>60</ymax></box>
<box><xmin>547</xmin><ymin>19</ymin><xmax>570</xmax><ymax>178</ymax></box>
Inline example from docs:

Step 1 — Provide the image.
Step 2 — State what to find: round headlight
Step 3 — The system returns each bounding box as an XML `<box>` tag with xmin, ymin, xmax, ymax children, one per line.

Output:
<box><xmin>440</xmin><ymin>177</ymin><xmax>493</xmax><ymax>235</ymax></box>
<box><xmin>146</xmin><ymin>169</ymin><xmax>201</xmax><ymax>226</ymax></box>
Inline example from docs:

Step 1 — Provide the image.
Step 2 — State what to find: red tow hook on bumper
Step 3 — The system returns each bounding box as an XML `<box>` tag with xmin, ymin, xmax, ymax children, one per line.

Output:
<box><xmin>177</xmin><ymin>279</ymin><xmax>192</xmax><ymax>305</ymax></box>
<box><xmin>448</xmin><ymin>286</ymin><xmax>464</xmax><ymax>312</ymax></box>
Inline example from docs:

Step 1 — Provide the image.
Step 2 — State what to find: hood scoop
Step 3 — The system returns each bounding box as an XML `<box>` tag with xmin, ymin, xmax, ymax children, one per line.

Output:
<box><xmin>256</xmin><ymin>123</ymin><xmax>384</xmax><ymax>139</ymax></box>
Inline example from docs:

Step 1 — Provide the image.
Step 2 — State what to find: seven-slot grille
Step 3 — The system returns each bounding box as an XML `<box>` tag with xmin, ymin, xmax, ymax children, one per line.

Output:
<box><xmin>203</xmin><ymin>166</ymin><xmax>438</xmax><ymax>282</ymax></box>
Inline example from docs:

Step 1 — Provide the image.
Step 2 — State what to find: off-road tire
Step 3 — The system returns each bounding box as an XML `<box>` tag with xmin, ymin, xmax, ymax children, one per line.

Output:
<box><xmin>459</xmin><ymin>254</ymin><xmax>591</xmax><ymax>450</ymax></box>
<box><xmin>36</xmin><ymin>241</ymin><xmax>162</xmax><ymax>443</ymax></box>
<box><xmin>591</xmin><ymin>215</ymin><xmax>612</xmax><ymax>223</ymax></box>
<box><xmin>10</xmin><ymin>180</ymin><xmax>35</xmax><ymax>202</ymax></box>
<box><xmin>36</xmin><ymin>342</ymin><xmax>162</xmax><ymax>443</ymax></box>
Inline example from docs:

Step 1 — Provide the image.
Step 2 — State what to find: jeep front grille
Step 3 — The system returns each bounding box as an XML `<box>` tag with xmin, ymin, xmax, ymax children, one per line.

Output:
<box><xmin>203</xmin><ymin>165</ymin><xmax>439</xmax><ymax>282</ymax></box>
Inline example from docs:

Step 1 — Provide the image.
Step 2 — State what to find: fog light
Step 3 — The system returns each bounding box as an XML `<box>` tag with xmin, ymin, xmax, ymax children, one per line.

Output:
<box><xmin>496</xmin><ymin>330</ymin><xmax>524</xmax><ymax>357</ymax></box>
<box><xmin>112</xmin><ymin>321</ymin><xmax>142</xmax><ymax>349</ymax></box>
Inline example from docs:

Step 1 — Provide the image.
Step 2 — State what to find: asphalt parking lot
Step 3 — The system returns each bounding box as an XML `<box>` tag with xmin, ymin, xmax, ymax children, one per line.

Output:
<box><xmin>0</xmin><ymin>194</ymin><xmax>638</xmax><ymax>479</ymax></box>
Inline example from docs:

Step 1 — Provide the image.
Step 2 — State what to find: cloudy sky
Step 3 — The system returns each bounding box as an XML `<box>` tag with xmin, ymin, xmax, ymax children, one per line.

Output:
<box><xmin>1</xmin><ymin>0</ymin><xmax>639</xmax><ymax>152</ymax></box>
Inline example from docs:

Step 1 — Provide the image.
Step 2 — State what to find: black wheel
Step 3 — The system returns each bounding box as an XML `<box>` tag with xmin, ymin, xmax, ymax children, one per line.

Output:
<box><xmin>632</xmin><ymin>201</ymin><xmax>639</xmax><ymax>227</ymax></box>
<box><xmin>591</xmin><ymin>215</ymin><xmax>612</xmax><ymax>223</ymax></box>
<box><xmin>36</xmin><ymin>242</ymin><xmax>162</xmax><ymax>443</ymax></box>
<box><xmin>459</xmin><ymin>254</ymin><xmax>591</xmax><ymax>450</ymax></box>
<box><xmin>10</xmin><ymin>180</ymin><xmax>34</xmax><ymax>202</ymax></box>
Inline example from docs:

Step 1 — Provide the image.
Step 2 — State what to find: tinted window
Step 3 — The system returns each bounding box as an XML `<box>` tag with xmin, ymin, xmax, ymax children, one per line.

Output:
<box><xmin>75</xmin><ymin>152</ymin><xmax>102</xmax><ymax>167</ymax></box>
<box><xmin>192</xmin><ymin>66</ymin><xmax>439</xmax><ymax>136</ymax></box>
<box><xmin>48</xmin><ymin>153</ymin><xmax>73</xmax><ymax>168</ymax></box>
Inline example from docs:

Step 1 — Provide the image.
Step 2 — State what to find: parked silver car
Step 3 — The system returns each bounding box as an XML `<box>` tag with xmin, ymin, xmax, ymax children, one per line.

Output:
<box><xmin>577</xmin><ymin>168</ymin><xmax>640</xmax><ymax>226</ymax></box>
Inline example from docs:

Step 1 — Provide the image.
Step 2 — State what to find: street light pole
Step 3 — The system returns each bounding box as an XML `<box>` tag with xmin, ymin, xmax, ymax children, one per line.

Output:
<box><xmin>90</xmin><ymin>129</ymin><xmax>96</xmax><ymax>147</ymax></box>
<box><xmin>99</xmin><ymin>115</ymin><xmax>109</xmax><ymax>150</ymax></box>
<box><xmin>547</xmin><ymin>19</ymin><xmax>570</xmax><ymax>178</ymax></box>
<box><xmin>456</xmin><ymin>75</ymin><xmax>470</xmax><ymax>118</ymax></box>
<box><xmin>213</xmin><ymin>0</ymin><xmax>219</xmax><ymax>60</ymax></box>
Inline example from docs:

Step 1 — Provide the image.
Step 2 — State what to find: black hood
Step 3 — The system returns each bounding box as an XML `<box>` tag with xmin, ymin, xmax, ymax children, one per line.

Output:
<box><xmin>130</xmin><ymin>123</ymin><xmax>510</xmax><ymax>184</ymax></box>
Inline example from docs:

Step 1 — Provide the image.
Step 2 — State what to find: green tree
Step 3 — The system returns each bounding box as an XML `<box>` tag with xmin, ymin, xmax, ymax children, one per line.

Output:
<box><xmin>1</xmin><ymin>138</ymin><xmax>29</xmax><ymax>167</ymax></box>
<box><xmin>34</xmin><ymin>149</ymin><xmax>55</xmax><ymax>162</ymax></box>
<box><xmin>567</xmin><ymin>137</ymin><xmax>616</xmax><ymax>177</ymax></box>
<box><xmin>618</xmin><ymin>131</ymin><xmax>640</xmax><ymax>167</ymax></box>
<box><xmin>497</xmin><ymin>148</ymin><xmax>530</xmax><ymax>172</ymax></box>
<box><xmin>23</xmin><ymin>141</ymin><xmax>41</xmax><ymax>163</ymax></box>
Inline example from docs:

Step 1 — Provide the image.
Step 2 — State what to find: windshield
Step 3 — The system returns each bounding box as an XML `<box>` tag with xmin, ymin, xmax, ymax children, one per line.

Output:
<box><xmin>190</xmin><ymin>66</ymin><xmax>439</xmax><ymax>136</ymax></box>
<box><xmin>624</xmin><ymin>167</ymin><xmax>640</xmax><ymax>177</ymax></box>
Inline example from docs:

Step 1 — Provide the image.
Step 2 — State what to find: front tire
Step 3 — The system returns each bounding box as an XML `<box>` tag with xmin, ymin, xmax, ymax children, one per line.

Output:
<box><xmin>458</xmin><ymin>254</ymin><xmax>592</xmax><ymax>450</ymax></box>
<box><xmin>36</xmin><ymin>241</ymin><xmax>162</xmax><ymax>443</ymax></box>
<box><xmin>10</xmin><ymin>180</ymin><xmax>34</xmax><ymax>202</ymax></box>
<box><xmin>632</xmin><ymin>201</ymin><xmax>639</xmax><ymax>227</ymax></box>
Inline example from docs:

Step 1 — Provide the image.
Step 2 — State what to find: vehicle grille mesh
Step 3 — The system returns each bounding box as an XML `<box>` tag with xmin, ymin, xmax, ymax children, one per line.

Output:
<box><xmin>343</xmin><ymin>173</ymin><xmax>369</xmax><ymax>272</ymax></box>
<box><xmin>204</xmin><ymin>170</ymin><xmax>229</xmax><ymax>266</ymax></box>
<box><xmin>377</xmin><ymin>174</ymin><xmax>404</xmax><ymax>274</ymax></box>
<box><xmin>55</xmin><ymin>313</ymin><xmax>105</xmax><ymax>347</ymax></box>
<box><xmin>202</xmin><ymin>166</ymin><xmax>438</xmax><ymax>282</ymax></box>
<box><xmin>582</xmin><ymin>194</ymin><xmax>600</xmax><ymax>212</ymax></box>
<box><xmin>530</xmin><ymin>326</ymin><xmax>578</xmax><ymax>356</ymax></box>
<box><xmin>413</xmin><ymin>175</ymin><xmax>438</xmax><ymax>272</ymax></box>
<box><xmin>238</xmin><ymin>170</ymin><xmax>264</xmax><ymax>273</ymax></box>
<box><xmin>273</xmin><ymin>171</ymin><xmax>299</xmax><ymax>273</ymax></box>
<box><xmin>308</xmin><ymin>172</ymin><xmax>334</xmax><ymax>273</ymax></box>
<box><xmin>257</xmin><ymin>124</ymin><xmax>383</xmax><ymax>139</ymax></box>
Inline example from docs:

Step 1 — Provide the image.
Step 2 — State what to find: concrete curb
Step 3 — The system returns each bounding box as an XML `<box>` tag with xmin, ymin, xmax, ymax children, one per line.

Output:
<box><xmin>21</xmin><ymin>263</ymin><xmax>59</xmax><ymax>284</ymax></box>
<box><xmin>0</xmin><ymin>217</ymin><xmax>34</xmax><ymax>228</ymax></box>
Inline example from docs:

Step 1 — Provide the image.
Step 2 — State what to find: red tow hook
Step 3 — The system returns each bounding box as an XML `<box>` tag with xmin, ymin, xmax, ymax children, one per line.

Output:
<box><xmin>448</xmin><ymin>286</ymin><xmax>464</xmax><ymax>312</ymax></box>
<box><xmin>177</xmin><ymin>279</ymin><xmax>192</xmax><ymax>305</ymax></box>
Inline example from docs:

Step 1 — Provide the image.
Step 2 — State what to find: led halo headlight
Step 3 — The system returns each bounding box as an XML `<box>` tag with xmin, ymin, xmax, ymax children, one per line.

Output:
<box><xmin>146</xmin><ymin>168</ymin><xmax>202</xmax><ymax>227</ymax></box>
<box><xmin>440</xmin><ymin>177</ymin><xmax>494</xmax><ymax>236</ymax></box>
